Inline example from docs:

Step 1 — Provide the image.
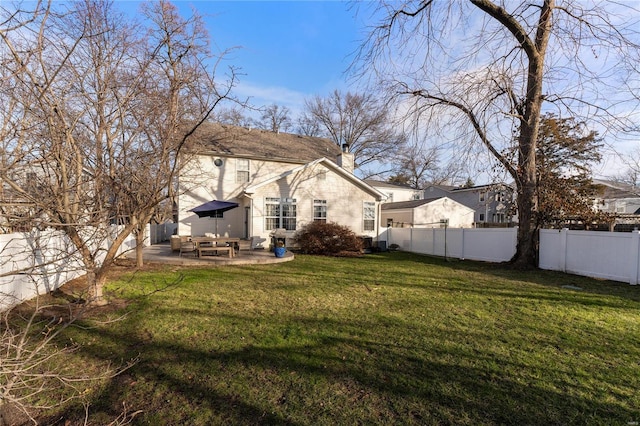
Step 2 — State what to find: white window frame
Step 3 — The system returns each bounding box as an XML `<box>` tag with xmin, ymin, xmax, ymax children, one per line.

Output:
<box><xmin>313</xmin><ymin>199</ymin><xmax>327</xmax><ymax>222</ymax></box>
<box><xmin>479</xmin><ymin>213</ymin><xmax>485</xmax><ymax>222</ymax></box>
<box><xmin>265</xmin><ymin>197</ymin><xmax>280</xmax><ymax>230</ymax></box>
<box><xmin>363</xmin><ymin>201</ymin><xmax>376</xmax><ymax>231</ymax></box>
<box><xmin>265</xmin><ymin>197</ymin><xmax>297</xmax><ymax>231</ymax></box>
<box><xmin>282</xmin><ymin>198</ymin><xmax>297</xmax><ymax>231</ymax></box>
<box><xmin>479</xmin><ymin>191</ymin><xmax>486</xmax><ymax>202</ymax></box>
<box><xmin>236</xmin><ymin>158</ymin><xmax>250</xmax><ymax>183</ymax></box>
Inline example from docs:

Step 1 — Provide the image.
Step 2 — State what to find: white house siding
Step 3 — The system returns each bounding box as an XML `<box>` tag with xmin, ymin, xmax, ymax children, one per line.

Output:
<box><xmin>179</xmin><ymin>155</ymin><xmax>294</xmax><ymax>237</ymax></box>
<box><xmin>178</xmin><ymin>155</ymin><xmax>380</xmax><ymax>244</ymax></box>
<box><xmin>414</xmin><ymin>198</ymin><xmax>474</xmax><ymax>228</ymax></box>
<box><xmin>247</xmin><ymin>163</ymin><xmax>380</xmax><ymax>245</ymax></box>
<box><xmin>381</xmin><ymin>198</ymin><xmax>475</xmax><ymax>229</ymax></box>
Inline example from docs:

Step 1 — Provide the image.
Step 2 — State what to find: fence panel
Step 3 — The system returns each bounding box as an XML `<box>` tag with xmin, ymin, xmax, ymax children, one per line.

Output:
<box><xmin>383</xmin><ymin>227</ymin><xmax>639</xmax><ymax>284</ymax></box>
<box><xmin>1</xmin><ymin>227</ymin><xmax>138</xmax><ymax>310</ymax></box>
<box><xmin>459</xmin><ymin>228</ymin><xmax>517</xmax><ymax>262</ymax></box>
<box><xmin>150</xmin><ymin>223</ymin><xmax>177</xmax><ymax>244</ymax></box>
<box><xmin>382</xmin><ymin>227</ymin><xmax>517</xmax><ymax>263</ymax></box>
<box><xmin>540</xmin><ymin>229</ymin><xmax>640</xmax><ymax>284</ymax></box>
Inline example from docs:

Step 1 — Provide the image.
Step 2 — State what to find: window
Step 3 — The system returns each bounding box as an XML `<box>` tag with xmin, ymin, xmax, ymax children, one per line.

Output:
<box><xmin>282</xmin><ymin>199</ymin><xmax>297</xmax><ymax>230</ymax></box>
<box><xmin>313</xmin><ymin>199</ymin><xmax>327</xmax><ymax>222</ymax></box>
<box><xmin>496</xmin><ymin>191</ymin><xmax>505</xmax><ymax>202</ymax></box>
<box><xmin>265</xmin><ymin>197</ymin><xmax>297</xmax><ymax>231</ymax></box>
<box><xmin>386</xmin><ymin>218</ymin><xmax>393</xmax><ymax>227</ymax></box>
<box><xmin>236</xmin><ymin>158</ymin><xmax>250</xmax><ymax>183</ymax></box>
<box><xmin>492</xmin><ymin>213</ymin><xmax>505</xmax><ymax>223</ymax></box>
<box><xmin>479</xmin><ymin>192</ymin><xmax>486</xmax><ymax>202</ymax></box>
<box><xmin>412</xmin><ymin>192</ymin><xmax>422</xmax><ymax>200</ymax></box>
<box><xmin>363</xmin><ymin>201</ymin><xmax>376</xmax><ymax>231</ymax></box>
<box><xmin>479</xmin><ymin>213</ymin><xmax>485</xmax><ymax>222</ymax></box>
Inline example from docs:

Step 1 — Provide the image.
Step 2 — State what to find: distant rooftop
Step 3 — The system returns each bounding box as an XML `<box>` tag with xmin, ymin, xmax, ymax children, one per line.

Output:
<box><xmin>381</xmin><ymin>197</ymin><xmax>443</xmax><ymax>210</ymax></box>
<box><xmin>363</xmin><ymin>179</ymin><xmax>415</xmax><ymax>190</ymax></box>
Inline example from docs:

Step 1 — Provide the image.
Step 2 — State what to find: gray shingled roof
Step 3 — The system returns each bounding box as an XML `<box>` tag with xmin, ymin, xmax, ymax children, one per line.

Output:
<box><xmin>364</xmin><ymin>179</ymin><xmax>414</xmax><ymax>189</ymax></box>
<box><xmin>381</xmin><ymin>197</ymin><xmax>443</xmax><ymax>210</ymax></box>
<box><xmin>190</xmin><ymin>122</ymin><xmax>342</xmax><ymax>163</ymax></box>
<box><xmin>592</xmin><ymin>179</ymin><xmax>640</xmax><ymax>199</ymax></box>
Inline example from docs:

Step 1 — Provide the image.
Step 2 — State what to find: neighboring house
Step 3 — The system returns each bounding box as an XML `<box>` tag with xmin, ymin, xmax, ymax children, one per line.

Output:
<box><xmin>178</xmin><ymin>123</ymin><xmax>384</xmax><ymax>247</ymax></box>
<box><xmin>381</xmin><ymin>197</ymin><xmax>475</xmax><ymax>228</ymax></box>
<box><xmin>593</xmin><ymin>179</ymin><xmax>640</xmax><ymax>214</ymax></box>
<box><xmin>423</xmin><ymin>183</ymin><xmax>516</xmax><ymax>226</ymax></box>
<box><xmin>364</xmin><ymin>179</ymin><xmax>423</xmax><ymax>203</ymax></box>
<box><xmin>591</xmin><ymin>179</ymin><xmax>640</xmax><ymax>231</ymax></box>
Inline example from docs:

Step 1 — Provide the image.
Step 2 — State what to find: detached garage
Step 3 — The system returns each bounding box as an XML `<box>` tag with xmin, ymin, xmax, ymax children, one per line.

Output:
<box><xmin>381</xmin><ymin>197</ymin><xmax>475</xmax><ymax>228</ymax></box>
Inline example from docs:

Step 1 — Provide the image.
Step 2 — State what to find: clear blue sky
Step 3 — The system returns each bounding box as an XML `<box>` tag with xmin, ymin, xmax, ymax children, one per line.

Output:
<box><xmin>119</xmin><ymin>1</ymin><xmax>367</xmax><ymax>115</ymax></box>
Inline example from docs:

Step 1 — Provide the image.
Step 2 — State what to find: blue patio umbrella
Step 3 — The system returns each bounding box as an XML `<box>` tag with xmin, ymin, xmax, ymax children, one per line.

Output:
<box><xmin>188</xmin><ymin>200</ymin><xmax>239</xmax><ymax>234</ymax></box>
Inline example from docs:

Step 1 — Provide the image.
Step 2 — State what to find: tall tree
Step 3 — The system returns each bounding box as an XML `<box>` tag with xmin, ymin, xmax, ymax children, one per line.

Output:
<box><xmin>303</xmin><ymin>90</ymin><xmax>406</xmax><ymax>176</ymax></box>
<box><xmin>259</xmin><ymin>103</ymin><xmax>292</xmax><ymax>133</ymax></box>
<box><xmin>355</xmin><ymin>1</ymin><xmax>640</xmax><ymax>267</ymax></box>
<box><xmin>296</xmin><ymin>111</ymin><xmax>323</xmax><ymax>137</ymax></box>
<box><xmin>0</xmin><ymin>0</ymin><xmax>238</xmax><ymax>302</ymax></box>
<box><xmin>534</xmin><ymin>114</ymin><xmax>603</xmax><ymax>227</ymax></box>
<box><xmin>388</xmin><ymin>143</ymin><xmax>439</xmax><ymax>189</ymax></box>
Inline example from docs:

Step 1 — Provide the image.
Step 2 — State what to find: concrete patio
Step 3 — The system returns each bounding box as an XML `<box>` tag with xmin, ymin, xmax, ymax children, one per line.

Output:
<box><xmin>128</xmin><ymin>242</ymin><xmax>294</xmax><ymax>267</ymax></box>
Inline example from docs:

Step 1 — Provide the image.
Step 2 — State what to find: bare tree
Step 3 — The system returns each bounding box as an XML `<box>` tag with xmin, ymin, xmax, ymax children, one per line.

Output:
<box><xmin>0</xmin><ymin>293</ymin><xmax>133</xmax><ymax>426</ymax></box>
<box><xmin>303</xmin><ymin>90</ymin><xmax>407</xmax><ymax>174</ymax></box>
<box><xmin>0</xmin><ymin>0</ymin><xmax>238</xmax><ymax>301</ymax></box>
<box><xmin>216</xmin><ymin>107</ymin><xmax>252</xmax><ymax>127</ymax></box>
<box><xmin>121</xmin><ymin>0</ymin><xmax>239</xmax><ymax>267</ymax></box>
<box><xmin>296</xmin><ymin>111</ymin><xmax>323</xmax><ymax>137</ymax></box>
<box><xmin>355</xmin><ymin>1</ymin><xmax>640</xmax><ymax>267</ymax></box>
<box><xmin>388</xmin><ymin>144</ymin><xmax>439</xmax><ymax>189</ymax></box>
<box><xmin>259</xmin><ymin>103</ymin><xmax>292</xmax><ymax>133</ymax></box>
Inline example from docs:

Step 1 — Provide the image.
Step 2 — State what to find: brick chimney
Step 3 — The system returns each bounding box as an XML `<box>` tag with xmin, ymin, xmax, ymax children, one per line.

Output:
<box><xmin>337</xmin><ymin>143</ymin><xmax>354</xmax><ymax>174</ymax></box>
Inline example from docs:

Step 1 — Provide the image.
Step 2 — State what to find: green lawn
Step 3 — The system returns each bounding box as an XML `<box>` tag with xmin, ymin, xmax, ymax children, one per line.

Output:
<box><xmin>44</xmin><ymin>252</ymin><xmax>640</xmax><ymax>425</ymax></box>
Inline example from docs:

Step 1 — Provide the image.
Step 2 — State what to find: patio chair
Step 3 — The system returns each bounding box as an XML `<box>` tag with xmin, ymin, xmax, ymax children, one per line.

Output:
<box><xmin>179</xmin><ymin>241</ymin><xmax>197</xmax><ymax>257</ymax></box>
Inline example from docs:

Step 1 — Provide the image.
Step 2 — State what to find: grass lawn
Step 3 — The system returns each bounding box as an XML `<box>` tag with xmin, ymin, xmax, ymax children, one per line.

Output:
<box><xmin>35</xmin><ymin>252</ymin><xmax>640</xmax><ymax>425</ymax></box>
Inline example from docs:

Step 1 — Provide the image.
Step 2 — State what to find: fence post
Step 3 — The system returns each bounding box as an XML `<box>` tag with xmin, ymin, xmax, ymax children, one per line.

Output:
<box><xmin>629</xmin><ymin>231</ymin><xmax>640</xmax><ymax>285</ymax></box>
<box><xmin>559</xmin><ymin>228</ymin><xmax>569</xmax><ymax>273</ymax></box>
<box><xmin>409</xmin><ymin>227</ymin><xmax>413</xmax><ymax>253</ymax></box>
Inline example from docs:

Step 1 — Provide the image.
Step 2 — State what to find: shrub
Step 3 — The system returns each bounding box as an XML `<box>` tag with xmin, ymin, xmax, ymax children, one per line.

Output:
<box><xmin>294</xmin><ymin>222</ymin><xmax>363</xmax><ymax>256</ymax></box>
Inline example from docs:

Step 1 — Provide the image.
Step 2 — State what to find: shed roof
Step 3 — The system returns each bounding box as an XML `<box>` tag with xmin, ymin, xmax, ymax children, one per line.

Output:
<box><xmin>364</xmin><ymin>179</ymin><xmax>415</xmax><ymax>190</ymax></box>
<box><xmin>381</xmin><ymin>197</ymin><xmax>443</xmax><ymax>210</ymax></box>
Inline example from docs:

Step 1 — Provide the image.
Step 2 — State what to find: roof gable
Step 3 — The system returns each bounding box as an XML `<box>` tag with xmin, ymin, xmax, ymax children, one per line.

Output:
<box><xmin>190</xmin><ymin>122</ymin><xmax>341</xmax><ymax>163</ymax></box>
<box><xmin>244</xmin><ymin>158</ymin><xmax>384</xmax><ymax>200</ymax></box>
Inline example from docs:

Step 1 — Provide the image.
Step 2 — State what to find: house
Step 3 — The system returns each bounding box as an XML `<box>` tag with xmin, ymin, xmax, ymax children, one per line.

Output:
<box><xmin>364</xmin><ymin>179</ymin><xmax>423</xmax><ymax>203</ymax></box>
<box><xmin>380</xmin><ymin>197</ymin><xmax>475</xmax><ymax>228</ymax></box>
<box><xmin>177</xmin><ymin>123</ymin><xmax>384</xmax><ymax>248</ymax></box>
<box><xmin>591</xmin><ymin>179</ymin><xmax>640</xmax><ymax>231</ymax></box>
<box><xmin>592</xmin><ymin>179</ymin><xmax>640</xmax><ymax>214</ymax></box>
<box><xmin>423</xmin><ymin>183</ymin><xmax>516</xmax><ymax>226</ymax></box>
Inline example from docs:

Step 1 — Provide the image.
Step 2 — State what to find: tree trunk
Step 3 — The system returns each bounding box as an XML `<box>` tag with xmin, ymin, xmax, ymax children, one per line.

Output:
<box><xmin>513</xmin><ymin>185</ymin><xmax>538</xmax><ymax>268</ymax></box>
<box><xmin>135</xmin><ymin>228</ymin><xmax>145</xmax><ymax>268</ymax></box>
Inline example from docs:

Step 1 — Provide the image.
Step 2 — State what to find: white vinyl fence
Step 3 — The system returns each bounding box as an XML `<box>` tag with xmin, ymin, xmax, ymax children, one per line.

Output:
<box><xmin>379</xmin><ymin>226</ymin><xmax>640</xmax><ymax>285</ymax></box>
<box><xmin>0</xmin><ymin>226</ymin><xmax>138</xmax><ymax>310</ymax></box>
<box><xmin>379</xmin><ymin>227</ymin><xmax>517</xmax><ymax>263</ymax></box>
<box><xmin>539</xmin><ymin>229</ymin><xmax>640</xmax><ymax>285</ymax></box>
